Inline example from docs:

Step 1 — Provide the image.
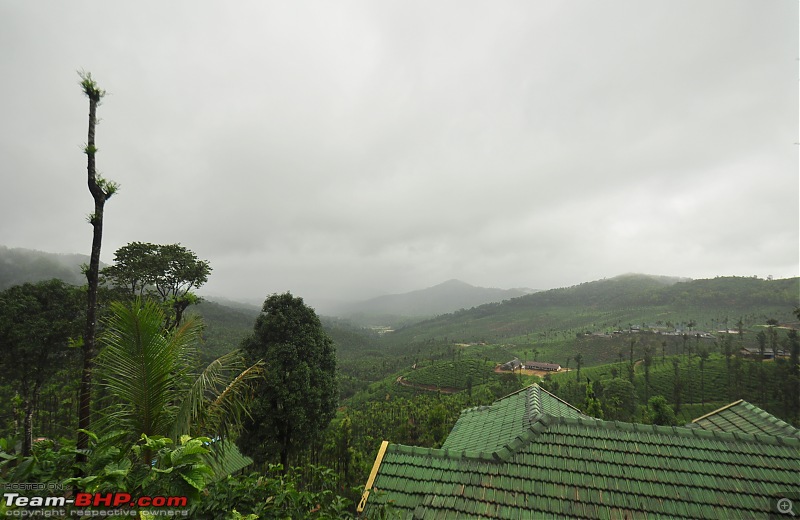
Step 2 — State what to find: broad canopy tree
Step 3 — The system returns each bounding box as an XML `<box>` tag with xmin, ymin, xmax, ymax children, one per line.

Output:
<box><xmin>239</xmin><ymin>293</ymin><xmax>338</xmax><ymax>471</ymax></box>
<box><xmin>101</xmin><ymin>242</ymin><xmax>211</xmax><ymax>329</ymax></box>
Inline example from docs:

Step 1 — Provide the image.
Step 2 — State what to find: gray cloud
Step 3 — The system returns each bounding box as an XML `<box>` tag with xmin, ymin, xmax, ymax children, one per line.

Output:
<box><xmin>0</xmin><ymin>1</ymin><xmax>796</xmax><ymax>305</ymax></box>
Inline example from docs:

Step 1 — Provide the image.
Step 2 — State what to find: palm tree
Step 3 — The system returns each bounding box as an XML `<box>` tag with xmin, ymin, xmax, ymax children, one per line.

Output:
<box><xmin>95</xmin><ymin>299</ymin><xmax>261</xmax><ymax>449</ymax></box>
<box><xmin>643</xmin><ymin>345</ymin><xmax>654</xmax><ymax>403</ymax></box>
<box><xmin>756</xmin><ymin>329</ymin><xmax>768</xmax><ymax>404</ymax></box>
<box><xmin>698</xmin><ymin>347</ymin><xmax>709</xmax><ymax>411</ymax></box>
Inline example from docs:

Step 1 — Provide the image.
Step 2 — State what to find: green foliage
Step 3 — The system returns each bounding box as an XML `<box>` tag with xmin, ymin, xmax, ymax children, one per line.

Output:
<box><xmin>66</xmin><ymin>432</ymin><xmax>215</xmax><ymax>501</ymax></box>
<box><xmin>547</xmin><ymin>350</ymin><xmax>799</xmax><ymax>426</ymax></box>
<box><xmin>0</xmin><ymin>437</ymin><xmax>77</xmax><ymax>485</ymax></box>
<box><xmin>0</xmin><ymin>280</ymin><xmax>83</xmax><ymax>454</ymax></box>
<box><xmin>78</xmin><ymin>70</ymin><xmax>105</xmax><ymax>102</ymax></box>
<box><xmin>599</xmin><ymin>378</ymin><xmax>637</xmax><ymax>421</ymax></box>
<box><xmin>583</xmin><ymin>381</ymin><xmax>603</xmax><ymax>419</ymax></box>
<box><xmin>101</xmin><ymin>242</ymin><xmax>211</xmax><ymax>328</ymax></box>
<box><xmin>96</xmin><ymin>174</ymin><xmax>120</xmax><ymax>198</ymax></box>
<box><xmin>240</xmin><ymin>293</ymin><xmax>338</xmax><ymax>469</ymax></box>
<box><xmin>189</xmin><ymin>300</ymin><xmax>259</xmax><ymax>365</ymax></box>
<box><xmin>644</xmin><ymin>396</ymin><xmax>678</xmax><ymax>426</ymax></box>
<box><xmin>0</xmin><ymin>432</ymin><xmax>216</xmax><ymax>511</ymax></box>
<box><xmin>95</xmin><ymin>299</ymin><xmax>261</xmax><ymax>446</ymax></box>
<box><xmin>191</xmin><ymin>466</ymin><xmax>354</xmax><ymax>519</ymax></box>
<box><xmin>403</xmin><ymin>358</ymin><xmax>494</xmax><ymax>390</ymax></box>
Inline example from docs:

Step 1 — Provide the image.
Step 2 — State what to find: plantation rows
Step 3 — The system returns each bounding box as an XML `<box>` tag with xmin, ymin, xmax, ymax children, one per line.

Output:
<box><xmin>461</xmin><ymin>343</ymin><xmax>517</xmax><ymax>363</ymax></box>
<box><xmin>404</xmin><ymin>358</ymin><xmax>495</xmax><ymax>390</ymax></box>
<box><xmin>549</xmin><ymin>352</ymin><xmax>794</xmax><ymax>423</ymax></box>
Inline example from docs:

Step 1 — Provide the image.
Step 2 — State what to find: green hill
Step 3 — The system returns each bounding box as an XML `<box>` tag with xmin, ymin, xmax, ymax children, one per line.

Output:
<box><xmin>0</xmin><ymin>245</ymin><xmax>90</xmax><ymax>289</ymax></box>
<box><xmin>383</xmin><ymin>275</ymin><xmax>798</xmax><ymax>348</ymax></box>
<box><xmin>321</xmin><ymin>279</ymin><xmax>536</xmax><ymax>327</ymax></box>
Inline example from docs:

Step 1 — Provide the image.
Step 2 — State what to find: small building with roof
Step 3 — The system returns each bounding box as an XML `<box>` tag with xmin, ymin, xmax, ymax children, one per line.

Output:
<box><xmin>522</xmin><ymin>361</ymin><xmax>561</xmax><ymax>372</ymax></box>
<box><xmin>499</xmin><ymin>358</ymin><xmax>522</xmax><ymax>371</ymax></box>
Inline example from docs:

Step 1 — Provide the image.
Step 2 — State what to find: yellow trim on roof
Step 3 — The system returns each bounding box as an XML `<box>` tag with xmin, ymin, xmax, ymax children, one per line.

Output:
<box><xmin>357</xmin><ymin>440</ymin><xmax>389</xmax><ymax>513</ymax></box>
<box><xmin>691</xmin><ymin>399</ymin><xmax>744</xmax><ymax>424</ymax></box>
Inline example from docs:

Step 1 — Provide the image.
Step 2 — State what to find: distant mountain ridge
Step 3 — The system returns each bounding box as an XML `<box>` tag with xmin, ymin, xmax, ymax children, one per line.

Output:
<box><xmin>383</xmin><ymin>273</ymin><xmax>799</xmax><ymax>346</ymax></box>
<box><xmin>0</xmin><ymin>245</ymin><xmax>90</xmax><ymax>290</ymax></box>
<box><xmin>325</xmin><ymin>279</ymin><xmax>537</xmax><ymax>319</ymax></box>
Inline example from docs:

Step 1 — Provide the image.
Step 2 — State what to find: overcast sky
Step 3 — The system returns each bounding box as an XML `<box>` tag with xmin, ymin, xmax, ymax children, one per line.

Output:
<box><xmin>1</xmin><ymin>1</ymin><xmax>797</xmax><ymax>306</ymax></box>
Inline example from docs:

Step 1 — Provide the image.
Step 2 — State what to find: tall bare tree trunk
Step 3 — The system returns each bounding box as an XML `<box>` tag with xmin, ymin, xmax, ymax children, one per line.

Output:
<box><xmin>77</xmin><ymin>73</ymin><xmax>117</xmax><ymax>466</ymax></box>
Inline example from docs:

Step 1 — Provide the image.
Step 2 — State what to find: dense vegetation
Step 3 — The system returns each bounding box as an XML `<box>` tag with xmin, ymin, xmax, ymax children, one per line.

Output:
<box><xmin>0</xmin><ymin>244</ymin><xmax>797</xmax><ymax>517</ymax></box>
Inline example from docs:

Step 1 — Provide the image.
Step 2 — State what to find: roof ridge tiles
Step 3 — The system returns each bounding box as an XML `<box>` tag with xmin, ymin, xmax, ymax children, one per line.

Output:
<box><xmin>691</xmin><ymin>399</ymin><xmax>745</xmax><ymax>423</ymax></box>
<box><xmin>543</xmin><ymin>413</ymin><xmax>800</xmax><ymax>447</ymax></box>
<box><xmin>389</xmin><ymin>442</ymin><xmax>509</xmax><ymax>463</ymax></box>
<box><xmin>495</xmin><ymin>385</ymin><xmax>532</xmax><ymax>402</ymax></box>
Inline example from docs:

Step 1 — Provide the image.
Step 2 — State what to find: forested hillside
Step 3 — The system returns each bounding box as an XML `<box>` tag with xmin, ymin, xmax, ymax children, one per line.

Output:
<box><xmin>0</xmin><ymin>246</ymin><xmax>89</xmax><ymax>290</ymax></box>
<box><xmin>2</xmin><ymin>252</ymin><xmax>797</xmax><ymax>516</ymax></box>
<box><xmin>384</xmin><ymin>274</ymin><xmax>798</xmax><ymax>346</ymax></box>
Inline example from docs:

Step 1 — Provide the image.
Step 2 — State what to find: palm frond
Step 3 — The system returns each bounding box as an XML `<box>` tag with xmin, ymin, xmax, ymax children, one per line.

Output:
<box><xmin>202</xmin><ymin>358</ymin><xmax>263</xmax><ymax>437</ymax></box>
<box><xmin>172</xmin><ymin>351</ymin><xmax>262</xmax><ymax>440</ymax></box>
<box><xmin>97</xmin><ymin>299</ymin><xmax>201</xmax><ymax>439</ymax></box>
<box><xmin>95</xmin><ymin>299</ymin><xmax>260</xmax><ymax>452</ymax></box>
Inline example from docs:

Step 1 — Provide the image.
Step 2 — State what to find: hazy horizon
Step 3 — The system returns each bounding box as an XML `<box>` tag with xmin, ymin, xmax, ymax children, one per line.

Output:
<box><xmin>2</xmin><ymin>1</ymin><xmax>797</xmax><ymax>304</ymax></box>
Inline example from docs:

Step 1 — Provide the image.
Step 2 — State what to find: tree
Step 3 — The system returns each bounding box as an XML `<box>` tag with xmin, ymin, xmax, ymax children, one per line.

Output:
<box><xmin>766</xmin><ymin>318</ymin><xmax>779</xmax><ymax>360</ymax></box>
<box><xmin>574</xmin><ymin>352</ymin><xmax>584</xmax><ymax>382</ymax></box>
<box><xmin>736</xmin><ymin>317</ymin><xmax>745</xmax><ymax>345</ymax></box>
<box><xmin>583</xmin><ymin>380</ymin><xmax>603</xmax><ymax>419</ymax></box>
<box><xmin>628</xmin><ymin>339</ymin><xmax>637</xmax><ymax>383</ymax></box>
<box><xmin>95</xmin><ymin>299</ymin><xmax>261</xmax><ymax>449</ymax></box>
<box><xmin>240</xmin><ymin>293</ymin><xmax>338</xmax><ymax>471</ymax></box>
<box><xmin>698</xmin><ymin>347</ymin><xmax>709</xmax><ymax>410</ymax></box>
<box><xmin>642</xmin><ymin>345</ymin><xmax>654</xmax><ymax>403</ymax></box>
<box><xmin>756</xmin><ymin>330</ymin><xmax>767</xmax><ymax>403</ymax></box>
<box><xmin>721</xmin><ymin>334</ymin><xmax>734</xmax><ymax>399</ymax></box>
<box><xmin>78</xmin><ymin>71</ymin><xmax>119</xmax><ymax>461</ymax></box>
<box><xmin>101</xmin><ymin>242</ymin><xmax>211</xmax><ymax>329</ymax></box>
<box><xmin>645</xmin><ymin>396</ymin><xmax>677</xmax><ymax>426</ymax></box>
<box><xmin>600</xmin><ymin>378</ymin><xmax>636</xmax><ymax>422</ymax></box>
<box><xmin>0</xmin><ymin>280</ymin><xmax>83</xmax><ymax>455</ymax></box>
<box><xmin>785</xmin><ymin>328</ymin><xmax>800</xmax><ymax>425</ymax></box>
<box><xmin>671</xmin><ymin>357</ymin><xmax>683</xmax><ymax>413</ymax></box>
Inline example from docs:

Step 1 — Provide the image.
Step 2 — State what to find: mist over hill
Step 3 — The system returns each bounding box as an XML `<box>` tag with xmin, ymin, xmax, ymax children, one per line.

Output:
<box><xmin>317</xmin><ymin>279</ymin><xmax>537</xmax><ymax>323</ymax></box>
<box><xmin>0</xmin><ymin>245</ymin><xmax>90</xmax><ymax>290</ymax></box>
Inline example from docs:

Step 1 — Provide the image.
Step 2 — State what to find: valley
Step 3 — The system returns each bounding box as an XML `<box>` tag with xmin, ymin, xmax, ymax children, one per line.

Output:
<box><xmin>1</xmin><ymin>246</ymin><xmax>797</xmax><ymax>516</ymax></box>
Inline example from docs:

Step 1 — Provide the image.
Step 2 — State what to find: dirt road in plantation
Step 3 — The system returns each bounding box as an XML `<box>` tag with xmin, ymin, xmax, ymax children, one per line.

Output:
<box><xmin>493</xmin><ymin>366</ymin><xmax>570</xmax><ymax>378</ymax></box>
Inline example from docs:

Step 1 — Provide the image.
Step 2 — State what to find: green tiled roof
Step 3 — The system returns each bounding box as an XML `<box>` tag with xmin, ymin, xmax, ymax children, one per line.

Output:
<box><xmin>688</xmin><ymin>399</ymin><xmax>800</xmax><ymax>438</ymax></box>
<box><xmin>442</xmin><ymin>384</ymin><xmax>587</xmax><ymax>453</ymax></box>
<box><xmin>358</xmin><ymin>385</ymin><xmax>800</xmax><ymax>519</ymax></box>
